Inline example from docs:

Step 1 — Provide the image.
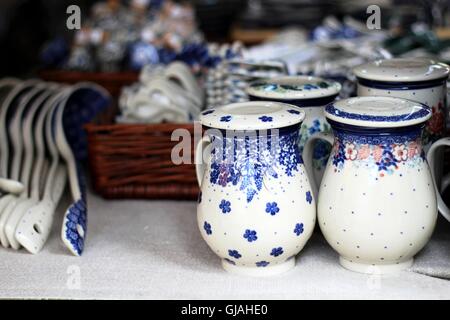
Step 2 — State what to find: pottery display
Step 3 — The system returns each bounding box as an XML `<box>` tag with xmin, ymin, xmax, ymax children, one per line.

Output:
<box><xmin>303</xmin><ymin>96</ymin><xmax>441</xmax><ymax>274</ymax></box>
<box><xmin>353</xmin><ymin>58</ymin><xmax>450</xmax><ymax>148</ymax></box>
<box><xmin>246</xmin><ymin>76</ymin><xmax>341</xmax><ymax>189</ymax></box>
<box><xmin>195</xmin><ymin>101</ymin><xmax>316</xmax><ymax>276</ymax></box>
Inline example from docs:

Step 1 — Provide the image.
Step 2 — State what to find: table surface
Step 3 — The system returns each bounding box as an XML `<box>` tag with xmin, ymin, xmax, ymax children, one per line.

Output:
<box><xmin>0</xmin><ymin>190</ymin><xmax>449</xmax><ymax>300</ymax></box>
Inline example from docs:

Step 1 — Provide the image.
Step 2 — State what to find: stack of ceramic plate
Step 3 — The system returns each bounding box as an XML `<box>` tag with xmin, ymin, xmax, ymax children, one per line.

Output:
<box><xmin>206</xmin><ymin>59</ymin><xmax>288</xmax><ymax>108</ymax></box>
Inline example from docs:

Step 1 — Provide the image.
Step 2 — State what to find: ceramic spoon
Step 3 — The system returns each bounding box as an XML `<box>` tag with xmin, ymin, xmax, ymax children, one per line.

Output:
<box><xmin>55</xmin><ymin>83</ymin><xmax>110</xmax><ymax>256</ymax></box>
<box><xmin>16</xmin><ymin>100</ymin><xmax>67</xmax><ymax>254</ymax></box>
<box><xmin>55</xmin><ymin>91</ymin><xmax>86</xmax><ymax>256</ymax></box>
<box><xmin>0</xmin><ymin>80</ymin><xmax>40</xmax><ymax>247</ymax></box>
<box><xmin>2</xmin><ymin>83</ymin><xmax>50</xmax><ymax>249</ymax></box>
<box><xmin>3</xmin><ymin>86</ymin><xmax>61</xmax><ymax>249</ymax></box>
<box><xmin>0</xmin><ymin>79</ymin><xmax>24</xmax><ymax>195</ymax></box>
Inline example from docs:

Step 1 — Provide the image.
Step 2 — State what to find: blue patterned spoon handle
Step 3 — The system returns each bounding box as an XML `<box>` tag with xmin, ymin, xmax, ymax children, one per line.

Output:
<box><xmin>61</xmin><ymin>164</ymin><xmax>87</xmax><ymax>256</ymax></box>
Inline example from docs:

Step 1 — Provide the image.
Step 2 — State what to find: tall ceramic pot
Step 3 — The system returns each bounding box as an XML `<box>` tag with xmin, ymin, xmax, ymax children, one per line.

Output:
<box><xmin>195</xmin><ymin>101</ymin><xmax>316</xmax><ymax>276</ymax></box>
<box><xmin>303</xmin><ymin>96</ymin><xmax>448</xmax><ymax>274</ymax></box>
<box><xmin>246</xmin><ymin>76</ymin><xmax>341</xmax><ymax>195</ymax></box>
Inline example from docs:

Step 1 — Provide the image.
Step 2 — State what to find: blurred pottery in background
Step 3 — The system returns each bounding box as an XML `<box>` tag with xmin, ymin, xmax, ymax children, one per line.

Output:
<box><xmin>247</xmin><ymin>76</ymin><xmax>341</xmax><ymax>185</ymax></box>
<box><xmin>196</xmin><ymin>101</ymin><xmax>316</xmax><ymax>276</ymax></box>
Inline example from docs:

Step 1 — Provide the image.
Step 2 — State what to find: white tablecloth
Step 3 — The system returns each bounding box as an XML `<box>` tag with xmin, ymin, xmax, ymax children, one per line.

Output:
<box><xmin>0</xmin><ymin>190</ymin><xmax>449</xmax><ymax>300</ymax></box>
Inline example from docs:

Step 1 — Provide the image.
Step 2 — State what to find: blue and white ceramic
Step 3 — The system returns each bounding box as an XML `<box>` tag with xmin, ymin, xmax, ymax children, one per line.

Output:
<box><xmin>303</xmin><ymin>96</ymin><xmax>442</xmax><ymax>274</ymax></box>
<box><xmin>353</xmin><ymin>58</ymin><xmax>450</xmax><ymax>148</ymax></box>
<box><xmin>247</xmin><ymin>76</ymin><xmax>341</xmax><ymax>187</ymax></box>
<box><xmin>196</xmin><ymin>101</ymin><xmax>316</xmax><ymax>276</ymax></box>
<box><xmin>56</xmin><ymin>83</ymin><xmax>111</xmax><ymax>256</ymax></box>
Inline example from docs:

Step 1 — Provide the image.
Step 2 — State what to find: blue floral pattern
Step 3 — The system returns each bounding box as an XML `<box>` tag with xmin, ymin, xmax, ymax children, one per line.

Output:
<box><xmin>270</xmin><ymin>247</ymin><xmax>284</xmax><ymax>257</ymax></box>
<box><xmin>294</xmin><ymin>223</ymin><xmax>304</xmax><ymax>236</ymax></box>
<box><xmin>256</xmin><ymin>261</ymin><xmax>270</xmax><ymax>267</ymax></box>
<box><xmin>258</xmin><ymin>116</ymin><xmax>273</xmax><ymax>122</ymax></box>
<box><xmin>243</xmin><ymin>229</ymin><xmax>258</xmax><ymax>242</ymax></box>
<box><xmin>228</xmin><ymin>249</ymin><xmax>242</xmax><ymax>259</ymax></box>
<box><xmin>220</xmin><ymin>115</ymin><xmax>232</xmax><ymax>122</ymax></box>
<box><xmin>265</xmin><ymin>202</ymin><xmax>280</xmax><ymax>216</ymax></box>
<box><xmin>208</xmin><ymin>128</ymin><xmax>302</xmax><ymax>203</ymax></box>
<box><xmin>204</xmin><ymin>221</ymin><xmax>212</xmax><ymax>235</ymax></box>
<box><xmin>287</xmin><ymin>109</ymin><xmax>300</xmax><ymax>114</ymax></box>
<box><xmin>306</xmin><ymin>191</ymin><xmax>312</xmax><ymax>204</ymax></box>
<box><xmin>219</xmin><ymin>200</ymin><xmax>231</xmax><ymax>213</ymax></box>
<box><xmin>331</xmin><ymin>129</ymin><xmax>425</xmax><ymax>177</ymax></box>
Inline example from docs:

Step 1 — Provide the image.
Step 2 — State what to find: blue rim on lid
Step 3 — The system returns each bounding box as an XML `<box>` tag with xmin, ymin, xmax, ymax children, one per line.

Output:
<box><xmin>325</xmin><ymin>96</ymin><xmax>431</xmax><ymax>128</ymax></box>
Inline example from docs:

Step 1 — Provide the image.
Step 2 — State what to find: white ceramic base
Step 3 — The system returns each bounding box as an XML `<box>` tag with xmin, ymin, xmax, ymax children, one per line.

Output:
<box><xmin>339</xmin><ymin>257</ymin><xmax>413</xmax><ymax>274</ymax></box>
<box><xmin>222</xmin><ymin>259</ymin><xmax>295</xmax><ymax>277</ymax></box>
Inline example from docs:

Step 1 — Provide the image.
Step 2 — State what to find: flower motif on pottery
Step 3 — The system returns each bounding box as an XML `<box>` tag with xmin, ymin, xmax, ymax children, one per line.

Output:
<box><xmin>228</xmin><ymin>249</ymin><xmax>242</xmax><ymax>259</ymax></box>
<box><xmin>393</xmin><ymin>144</ymin><xmax>408</xmax><ymax>161</ymax></box>
<box><xmin>287</xmin><ymin>109</ymin><xmax>300</xmax><ymax>114</ymax></box>
<box><xmin>294</xmin><ymin>223</ymin><xmax>304</xmax><ymax>236</ymax></box>
<box><xmin>219</xmin><ymin>200</ymin><xmax>231</xmax><ymax>214</ymax></box>
<box><xmin>306</xmin><ymin>191</ymin><xmax>312</xmax><ymax>204</ymax></box>
<box><xmin>209</xmin><ymin>129</ymin><xmax>302</xmax><ymax>203</ymax></box>
<box><xmin>270</xmin><ymin>247</ymin><xmax>284</xmax><ymax>257</ymax></box>
<box><xmin>344</xmin><ymin>143</ymin><xmax>357</xmax><ymax>160</ymax></box>
<box><xmin>256</xmin><ymin>261</ymin><xmax>270</xmax><ymax>267</ymax></box>
<box><xmin>203</xmin><ymin>221</ymin><xmax>212</xmax><ymax>235</ymax></box>
<box><xmin>265</xmin><ymin>202</ymin><xmax>280</xmax><ymax>216</ymax></box>
<box><xmin>243</xmin><ymin>229</ymin><xmax>258</xmax><ymax>242</ymax></box>
<box><xmin>220</xmin><ymin>115</ymin><xmax>232</xmax><ymax>122</ymax></box>
<box><xmin>331</xmin><ymin>131</ymin><xmax>425</xmax><ymax>177</ymax></box>
<box><xmin>258</xmin><ymin>116</ymin><xmax>273</xmax><ymax>122</ymax></box>
<box><xmin>202</xmin><ymin>109</ymin><xmax>215</xmax><ymax>115</ymax></box>
<box><xmin>308</xmin><ymin>119</ymin><xmax>321</xmax><ymax>135</ymax></box>
<box><xmin>357</xmin><ymin>144</ymin><xmax>370</xmax><ymax>160</ymax></box>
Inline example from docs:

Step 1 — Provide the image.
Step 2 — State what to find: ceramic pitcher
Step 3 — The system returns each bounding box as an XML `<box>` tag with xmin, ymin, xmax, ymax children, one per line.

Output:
<box><xmin>246</xmin><ymin>76</ymin><xmax>341</xmax><ymax>185</ymax></box>
<box><xmin>303</xmin><ymin>96</ymin><xmax>449</xmax><ymax>274</ymax></box>
<box><xmin>195</xmin><ymin>101</ymin><xmax>316</xmax><ymax>276</ymax></box>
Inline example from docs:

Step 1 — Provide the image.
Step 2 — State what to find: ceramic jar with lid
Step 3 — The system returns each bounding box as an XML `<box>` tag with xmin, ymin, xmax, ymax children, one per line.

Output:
<box><xmin>302</xmin><ymin>96</ymin><xmax>447</xmax><ymax>274</ymax></box>
<box><xmin>353</xmin><ymin>58</ymin><xmax>450</xmax><ymax>148</ymax></box>
<box><xmin>246</xmin><ymin>76</ymin><xmax>341</xmax><ymax>186</ymax></box>
<box><xmin>195</xmin><ymin>101</ymin><xmax>316</xmax><ymax>276</ymax></box>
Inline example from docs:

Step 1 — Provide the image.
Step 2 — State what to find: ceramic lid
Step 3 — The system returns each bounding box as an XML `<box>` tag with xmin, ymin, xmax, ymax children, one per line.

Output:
<box><xmin>199</xmin><ymin>101</ymin><xmax>305</xmax><ymax>130</ymax></box>
<box><xmin>246</xmin><ymin>76</ymin><xmax>341</xmax><ymax>100</ymax></box>
<box><xmin>325</xmin><ymin>96</ymin><xmax>431</xmax><ymax>128</ymax></box>
<box><xmin>353</xmin><ymin>58</ymin><xmax>450</xmax><ymax>82</ymax></box>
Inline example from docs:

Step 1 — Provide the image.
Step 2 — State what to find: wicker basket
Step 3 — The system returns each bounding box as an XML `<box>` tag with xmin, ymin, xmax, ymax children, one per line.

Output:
<box><xmin>85</xmin><ymin>108</ymin><xmax>199</xmax><ymax>200</ymax></box>
<box><xmin>40</xmin><ymin>70</ymin><xmax>199</xmax><ymax>200</ymax></box>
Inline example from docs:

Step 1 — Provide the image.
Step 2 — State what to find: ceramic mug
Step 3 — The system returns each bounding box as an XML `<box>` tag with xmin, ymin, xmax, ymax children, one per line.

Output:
<box><xmin>247</xmin><ymin>76</ymin><xmax>341</xmax><ymax>190</ymax></box>
<box><xmin>303</xmin><ymin>96</ymin><xmax>446</xmax><ymax>274</ymax></box>
<box><xmin>353</xmin><ymin>58</ymin><xmax>450</xmax><ymax>149</ymax></box>
<box><xmin>195</xmin><ymin>101</ymin><xmax>316</xmax><ymax>276</ymax></box>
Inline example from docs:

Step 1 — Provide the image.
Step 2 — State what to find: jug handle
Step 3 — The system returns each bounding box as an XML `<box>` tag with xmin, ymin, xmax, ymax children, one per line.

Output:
<box><xmin>427</xmin><ymin>137</ymin><xmax>450</xmax><ymax>222</ymax></box>
<box><xmin>302</xmin><ymin>132</ymin><xmax>334</xmax><ymax>199</ymax></box>
<box><xmin>195</xmin><ymin>135</ymin><xmax>211</xmax><ymax>187</ymax></box>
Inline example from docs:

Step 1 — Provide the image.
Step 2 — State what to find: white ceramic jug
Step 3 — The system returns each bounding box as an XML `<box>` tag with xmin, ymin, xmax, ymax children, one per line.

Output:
<box><xmin>303</xmin><ymin>96</ymin><xmax>449</xmax><ymax>274</ymax></box>
<box><xmin>195</xmin><ymin>101</ymin><xmax>316</xmax><ymax>276</ymax></box>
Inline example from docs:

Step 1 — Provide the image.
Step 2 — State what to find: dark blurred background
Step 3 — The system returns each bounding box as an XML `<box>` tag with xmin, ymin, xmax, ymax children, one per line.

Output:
<box><xmin>0</xmin><ymin>0</ymin><xmax>449</xmax><ymax>77</ymax></box>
